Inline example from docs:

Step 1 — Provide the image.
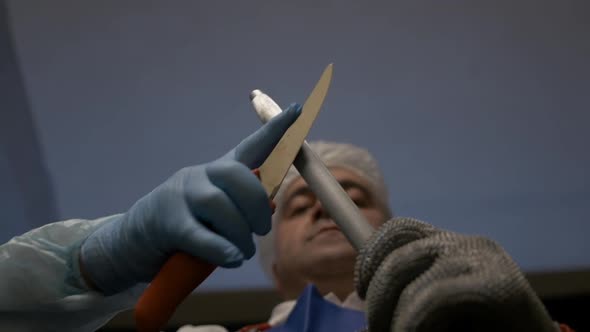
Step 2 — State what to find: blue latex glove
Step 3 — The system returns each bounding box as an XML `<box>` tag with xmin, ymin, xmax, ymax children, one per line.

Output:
<box><xmin>80</xmin><ymin>104</ymin><xmax>301</xmax><ymax>295</ymax></box>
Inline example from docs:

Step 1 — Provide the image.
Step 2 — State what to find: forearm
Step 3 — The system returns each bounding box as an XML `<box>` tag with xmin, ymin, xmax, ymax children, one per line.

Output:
<box><xmin>0</xmin><ymin>216</ymin><xmax>139</xmax><ymax>330</ymax></box>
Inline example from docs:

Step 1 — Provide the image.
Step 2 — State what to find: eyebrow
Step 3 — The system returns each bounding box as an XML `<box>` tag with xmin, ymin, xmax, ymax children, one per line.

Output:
<box><xmin>281</xmin><ymin>179</ymin><xmax>372</xmax><ymax>211</ymax></box>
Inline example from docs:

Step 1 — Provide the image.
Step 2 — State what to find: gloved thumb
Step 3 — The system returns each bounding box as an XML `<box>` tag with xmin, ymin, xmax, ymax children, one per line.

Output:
<box><xmin>230</xmin><ymin>103</ymin><xmax>301</xmax><ymax>168</ymax></box>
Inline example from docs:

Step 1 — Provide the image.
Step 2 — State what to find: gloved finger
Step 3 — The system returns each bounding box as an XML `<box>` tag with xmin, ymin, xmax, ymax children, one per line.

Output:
<box><xmin>393</xmin><ymin>251</ymin><xmax>511</xmax><ymax>332</ymax></box>
<box><xmin>178</xmin><ymin>164</ymin><xmax>257</xmax><ymax>259</ymax></box>
<box><xmin>393</xmin><ymin>236</ymin><xmax>557</xmax><ymax>332</ymax></box>
<box><xmin>173</xmin><ymin>206</ymin><xmax>245</xmax><ymax>268</ymax></box>
<box><xmin>207</xmin><ymin>160</ymin><xmax>272</xmax><ymax>236</ymax></box>
<box><xmin>363</xmin><ymin>232</ymin><xmax>458</xmax><ymax>332</ymax></box>
<box><xmin>193</xmin><ymin>198</ymin><xmax>255</xmax><ymax>258</ymax></box>
<box><xmin>232</xmin><ymin>103</ymin><xmax>302</xmax><ymax>168</ymax></box>
<box><xmin>356</xmin><ymin>217</ymin><xmax>441</xmax><ymax>299</ymax></box>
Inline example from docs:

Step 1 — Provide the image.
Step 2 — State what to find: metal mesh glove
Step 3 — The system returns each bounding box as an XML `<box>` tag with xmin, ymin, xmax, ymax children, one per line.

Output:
<box><xmin>354</xmin><ymin>217</ymin><xmax>558</xmax><ymax>332</ymax></box>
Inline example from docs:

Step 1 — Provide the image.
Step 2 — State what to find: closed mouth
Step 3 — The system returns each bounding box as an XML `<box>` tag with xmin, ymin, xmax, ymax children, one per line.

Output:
<box><xmin>309</xmin><ymin>225</ymin><xmax>341</xmax><ymax>240</ymax></box>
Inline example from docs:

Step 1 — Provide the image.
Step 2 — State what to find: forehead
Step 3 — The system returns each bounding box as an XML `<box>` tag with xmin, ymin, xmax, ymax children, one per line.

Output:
<box><xmin>281</xmin><ymin>167</ymin><xmax>372</xmax><ymax>199</ymax></box>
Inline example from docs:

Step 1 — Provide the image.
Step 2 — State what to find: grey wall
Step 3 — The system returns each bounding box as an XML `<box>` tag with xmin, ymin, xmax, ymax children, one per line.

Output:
<box><xmin>4</xmin><ymin>0</ymin><xmax>589</xmax><ymax>291</ymax></box>
<box><xmin>0</xmin><ymin>0</ymin><xmax>57</xmax><ymax>243</ymax></box>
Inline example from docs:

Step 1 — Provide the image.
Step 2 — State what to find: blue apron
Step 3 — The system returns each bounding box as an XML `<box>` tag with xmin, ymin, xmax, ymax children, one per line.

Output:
<box><xmin>268</xmin><ymin>284</ymin><xmax>367</xmax><ymax>332</ymax></box>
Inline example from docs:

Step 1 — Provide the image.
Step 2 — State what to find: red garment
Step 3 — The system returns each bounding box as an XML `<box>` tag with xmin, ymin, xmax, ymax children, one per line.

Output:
<box><xmin>560</xmin><ymin>323</ymin><xmax>576</xmax><ymax>332</ymax></box>
<box><xmin>237</xmin><ymin>322</ymin><xmax>271</xmax><ymax>332</ymax></box>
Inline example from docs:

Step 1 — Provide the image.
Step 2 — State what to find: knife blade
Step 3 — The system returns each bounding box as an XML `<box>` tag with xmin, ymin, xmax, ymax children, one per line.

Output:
<box><xmin>252</xmin><ymin>63</ymin><xmax>333</xmax><ymax>199</ymax></box>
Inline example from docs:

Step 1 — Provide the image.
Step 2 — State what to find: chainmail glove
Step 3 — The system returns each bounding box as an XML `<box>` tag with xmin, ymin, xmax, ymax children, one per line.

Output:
<box><xmin>355</xmin><ymin>217</ymin><xmax>558</xmax><ymax>332</ymax></box>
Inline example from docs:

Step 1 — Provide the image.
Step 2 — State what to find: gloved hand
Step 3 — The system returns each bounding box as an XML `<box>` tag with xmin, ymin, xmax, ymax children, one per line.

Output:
<box><xmin>80</xmin><ymin>103</ymin><xmax>301</xmax><ymax>295</ymax></box>
<box><xmin>355</xmin><ymin>217</ymin><xmax>558</xmax><ymax>332</ymax></box>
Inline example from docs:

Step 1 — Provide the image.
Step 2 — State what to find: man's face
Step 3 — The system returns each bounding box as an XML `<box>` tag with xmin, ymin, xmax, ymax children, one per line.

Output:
<box><xmin>271</xmin><ymin>167</ymin><xmax>388</xmax><ymax>295</ymax></box>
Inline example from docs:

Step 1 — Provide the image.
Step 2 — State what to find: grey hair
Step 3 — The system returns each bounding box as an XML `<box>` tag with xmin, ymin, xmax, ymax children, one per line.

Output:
<box><xmin>256</xmin><ymin>140</ymin><xmax>392</xmax><ymax>281</ymax></box>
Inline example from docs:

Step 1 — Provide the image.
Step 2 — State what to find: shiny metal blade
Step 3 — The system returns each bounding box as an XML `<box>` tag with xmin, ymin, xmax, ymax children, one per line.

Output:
<box><xmin>258</xmin><ymin>63</ymin><xmax>333</xmax><ymax>198</ymax></box>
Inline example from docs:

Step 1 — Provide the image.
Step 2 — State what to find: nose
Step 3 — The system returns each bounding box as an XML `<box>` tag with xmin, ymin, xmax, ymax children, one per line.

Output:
<box><xmin>311</xmin><ymin>200</ymin><xmax>330</xmax><ymax>221</ymax></box>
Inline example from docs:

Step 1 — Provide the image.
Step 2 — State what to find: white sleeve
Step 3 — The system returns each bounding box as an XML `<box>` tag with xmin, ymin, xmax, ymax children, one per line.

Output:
<box><xmin>0</xmin><ymin>216</ymin><xmax>146</xmax><ymax>332</ymax></box>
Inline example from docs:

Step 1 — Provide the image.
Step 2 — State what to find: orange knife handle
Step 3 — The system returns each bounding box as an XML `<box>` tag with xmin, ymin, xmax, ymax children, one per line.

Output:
<box><xmin>134</xmin><ymin>252</ymin><xmax>216</xmax><ymax>332</ymax></box>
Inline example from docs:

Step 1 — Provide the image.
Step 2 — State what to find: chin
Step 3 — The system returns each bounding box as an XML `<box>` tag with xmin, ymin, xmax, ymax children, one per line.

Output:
<box><xmin>302</xmin><ymin>231</ymin><xmax>357</xmax><ymax>263</ymax></box>
<box><xmin>308</xmin><ymin>241</ymin><xmax>357</xmax><ymax>264</ymax></box>
<box><xmin>306</xmin><ymin>252</ymin><xmax>356</xmax><ymax>278</ymax></box>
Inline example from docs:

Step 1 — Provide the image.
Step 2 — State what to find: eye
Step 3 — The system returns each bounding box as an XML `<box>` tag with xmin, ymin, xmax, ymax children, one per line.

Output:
<box><xmin>286</xmin><ymin>196</ymin><xmax>314</xmax><ymax>217</ymax></box>
<box><xmin>346</xmin><ymin>188</ymin><xmax>370</xmax><ymax>208</ymax></box>
<box><xmin>352</xmin><ymin>198</ymin><xmax>368</xmax><ymax>208</ymax></box>
<box><xmin>291</xmin><ymin>205</ymin><xmax>311</xmax><ymax>216</ymax></box>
